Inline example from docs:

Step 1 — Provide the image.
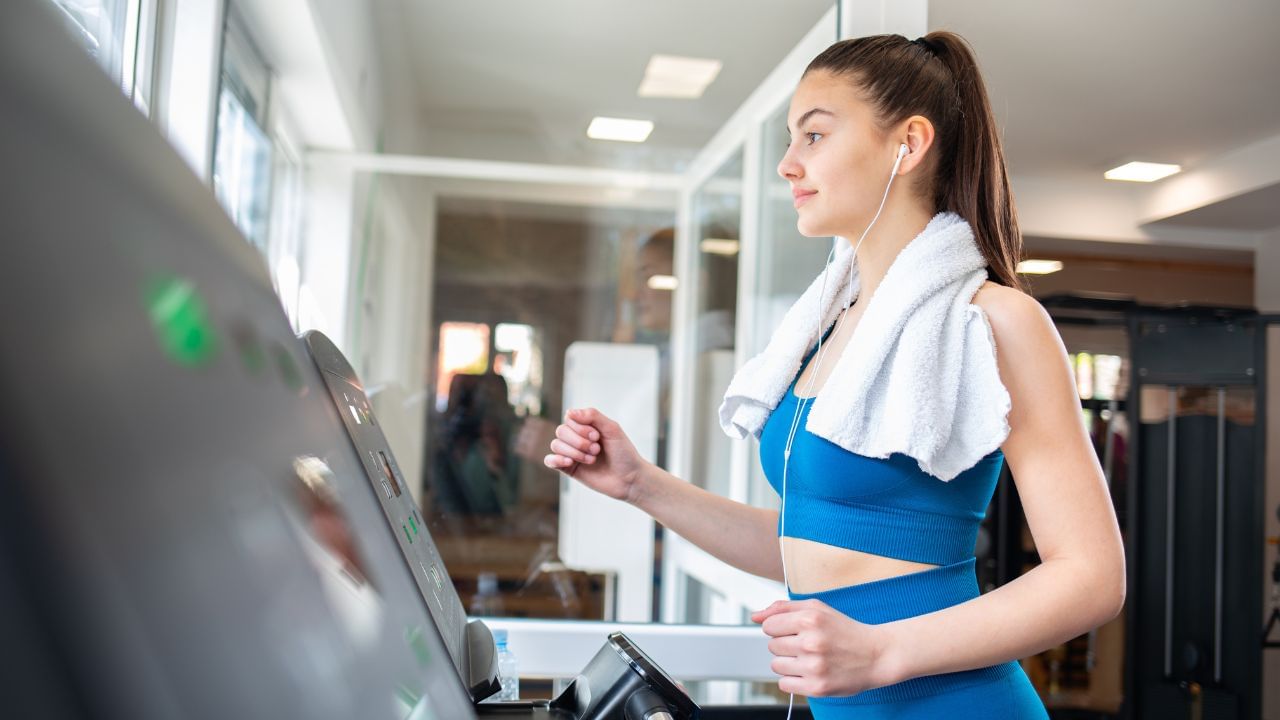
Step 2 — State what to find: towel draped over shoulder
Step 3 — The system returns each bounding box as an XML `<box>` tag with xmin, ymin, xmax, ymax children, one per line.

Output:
<box><xmin>717</xmin><ymin>211</ymin><xmax>1012</xmax><ymax>482</ymax></box>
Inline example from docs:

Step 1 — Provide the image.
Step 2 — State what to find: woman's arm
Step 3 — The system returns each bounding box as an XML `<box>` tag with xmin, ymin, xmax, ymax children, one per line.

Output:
<box><xmin>633</xmin><ymin>463</ymin><xmax>784</xmax><ymax>581</ymax></box>
<box><xmin>754</xmin><ymin>286</ymin><xmax>1125</xmax><ymax>696</ymax></box>
<box><xmin>547</xmin><ymin>407</ymin><xmax>783</xmax><ymax>581</ymax></box>
<box><xmin>875</xmin><ymin>286</ymin><xmax>1126</xmax><ymax>681</ymax></box>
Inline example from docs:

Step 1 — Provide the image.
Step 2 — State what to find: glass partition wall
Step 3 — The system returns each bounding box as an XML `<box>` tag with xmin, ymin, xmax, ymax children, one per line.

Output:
<box><xmin>334</xmin><ymin>1</ymin><xmax>841</xmax><ymax>705</ymax></box>
<box><xmin>687</xmin><ymin>149</ymin><xmax>742</xmax><ymax>500</ymax></box>
<box><xmin>426</xmin><ymin>194</ymin><xmax>677</xmax><ymax>621</ymax></box>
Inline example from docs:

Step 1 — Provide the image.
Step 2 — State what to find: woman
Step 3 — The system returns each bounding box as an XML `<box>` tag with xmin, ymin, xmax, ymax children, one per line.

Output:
<box><xmin>545</xmin><ymin>31</ymin><xmax>1124</xmax><ymax>718</ymax></box>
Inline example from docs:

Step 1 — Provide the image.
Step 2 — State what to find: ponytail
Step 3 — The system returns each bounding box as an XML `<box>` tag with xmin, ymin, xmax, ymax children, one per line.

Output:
<box><xmin>805</xmin><ymin>31</ymin><xmax>1026</xmax><ymax>292</ymax></box>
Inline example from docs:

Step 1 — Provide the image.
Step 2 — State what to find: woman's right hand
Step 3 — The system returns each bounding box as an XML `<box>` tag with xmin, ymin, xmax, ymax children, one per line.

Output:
<box><xmin>543</xmin><ymin>407</ymin><xmax>646</xmax><ymax>504</ymax></box>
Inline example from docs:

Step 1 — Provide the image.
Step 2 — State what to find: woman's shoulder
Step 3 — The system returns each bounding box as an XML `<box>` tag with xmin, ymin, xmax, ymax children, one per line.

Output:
<box><xmin>969</xmin><ymin>280</ymin><xmax>1062</xmax><ymax>362</ymax></box>
<box><xmin>971</xmin><ymin>279</ymin><xmax>1035</xmax><ymax>310</ymax></box>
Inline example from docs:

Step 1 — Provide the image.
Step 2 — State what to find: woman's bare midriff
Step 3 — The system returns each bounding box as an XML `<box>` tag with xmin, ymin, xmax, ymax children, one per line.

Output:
<box><xmin>782</xmin><ymin>536</ymin><xmax>939</xmax><ymax>593</ymax></box>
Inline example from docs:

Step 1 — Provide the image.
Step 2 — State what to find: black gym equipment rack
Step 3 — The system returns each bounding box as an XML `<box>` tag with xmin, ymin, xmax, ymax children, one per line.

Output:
<box><xmin>984</xmin><ymin>294</ymin><xmax>1278</xmax><ymax>720</ymax></box>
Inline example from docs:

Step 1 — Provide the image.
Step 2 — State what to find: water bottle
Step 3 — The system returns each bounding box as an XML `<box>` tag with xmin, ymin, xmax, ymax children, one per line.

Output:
<box><xmin>494</xmin><ymin>629</ymin><xmax>519</xmax><ymax>701</ymax></box>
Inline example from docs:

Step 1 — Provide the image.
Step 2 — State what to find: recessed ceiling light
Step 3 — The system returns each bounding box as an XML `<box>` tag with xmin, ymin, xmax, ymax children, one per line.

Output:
<box><xmin>1017</xmin><ymin>259</ymin><xmax>1064</xmax><ymax>275</ymax></box>
<box><xmin>587</xmin><ymin>116</ymin><xmax>654</xmax><ymax>143</ymax></box>
<box><xmin>638</xmin><ymin>77</ymin><xmax>704</xmax><ymax>99</ymax></box>
<box><xmin>638</xmin><ymin>54</ymin><xmax>722</xmax><ymax>99</ymax></box>
<box><xmin>647</xmin><ymin>274</ymin><xmax>678</xmax><ymax>291</ymax></box>
<box><xmin>1103</xmin><ymin>161</ymin><xmax>1182</xmax><ymax>182</ymax></box>
<box><xmin>700</xmin><ymin>238</ymin><xmax>740</xmax><ymax>256</ymax></box>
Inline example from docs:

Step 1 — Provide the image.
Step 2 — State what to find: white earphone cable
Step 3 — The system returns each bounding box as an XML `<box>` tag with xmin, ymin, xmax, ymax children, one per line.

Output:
<box><xmin>777</xmin><ymin>144</ymin><xmax>907</xmax><ymax>718</ymax></box>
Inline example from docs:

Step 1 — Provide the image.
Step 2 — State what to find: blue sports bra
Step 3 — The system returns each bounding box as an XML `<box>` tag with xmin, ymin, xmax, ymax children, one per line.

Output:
<box><xmin>759</xmin><ymin>338</ymin><xmax>1004</xmax><ymax>566</ymax></box>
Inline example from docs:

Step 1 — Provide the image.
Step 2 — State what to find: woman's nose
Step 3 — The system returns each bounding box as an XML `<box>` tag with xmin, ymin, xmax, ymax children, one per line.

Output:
<box><xmin>777</xmin><ymin>148</ymin><xmax>802</xmax><ymax>180</ymax></box>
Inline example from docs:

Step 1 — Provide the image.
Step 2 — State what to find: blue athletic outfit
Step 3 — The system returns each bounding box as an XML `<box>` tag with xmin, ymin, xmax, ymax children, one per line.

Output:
<box><xmin>758</xmin><ymin>338</ymin><xmax>1048</xmax><ymax>719</ymax></box>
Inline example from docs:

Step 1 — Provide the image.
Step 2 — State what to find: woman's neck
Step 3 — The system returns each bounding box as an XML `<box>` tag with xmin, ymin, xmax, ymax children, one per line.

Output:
<box><xmin>845</xmin><ymin>203</ymin><xmax>935</xmax><ymax>302</ymax></box>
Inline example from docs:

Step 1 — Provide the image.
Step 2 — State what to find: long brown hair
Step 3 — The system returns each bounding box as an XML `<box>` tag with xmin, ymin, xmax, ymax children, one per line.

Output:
<box><xmin>805</xmin><ymin>32</ymin><xmax>1025</xmax><ymax>292</ymax></box>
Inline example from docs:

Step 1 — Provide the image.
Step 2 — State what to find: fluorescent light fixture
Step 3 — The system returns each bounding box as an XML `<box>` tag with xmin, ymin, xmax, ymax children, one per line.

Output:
<box><xmin>638</xmin><ymin>54</ymin><xmax>722</xmax><ymax>99</ymax></box>
<box><xmin>638</xmin><ymin>77</ymin><xmax>705</xmax><ymax>99</ymax></box>
<box><xmin>1103</xmin><ymin>161</ymin><xmax>1181</xmax><ymax>182</ymax></box>
<box><xmin>700</xmin><ymin>238</ymin><xmax>740</xmax><ymax>256</ymax></box>
<box><xmin>587</xmin><ymin>116</ymin><xmax>654</xmax><ymax>143</ymax></box>
<box><xmin>1017</xmin><ymin>259</ymin><xmax>1064</xmax><ymax>275</ymax></box>
<box><xmin>647</xmin><ymin>274</ymin><xmax>678</xmax><ymax>291</ymax></box>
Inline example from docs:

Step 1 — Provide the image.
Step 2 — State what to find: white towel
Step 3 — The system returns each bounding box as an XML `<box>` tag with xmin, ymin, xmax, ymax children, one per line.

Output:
<box><xmin>718</xmin><ymin>211</ymin><xmax>1011</xmax><ymax>482</ymax></box>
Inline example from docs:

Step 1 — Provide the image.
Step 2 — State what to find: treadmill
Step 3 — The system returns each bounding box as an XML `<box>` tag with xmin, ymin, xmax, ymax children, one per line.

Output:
<box><xmin>0</xmin><ymin>1</ymin><xmax>476</xmax><ymax>718</ymax></box>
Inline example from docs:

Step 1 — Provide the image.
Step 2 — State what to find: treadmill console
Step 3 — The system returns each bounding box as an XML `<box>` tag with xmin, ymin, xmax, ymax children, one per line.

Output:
<box><xmin>304</xmin><ymin>330</ymin><xmax>500</xmax><ymax>702</ymax></box>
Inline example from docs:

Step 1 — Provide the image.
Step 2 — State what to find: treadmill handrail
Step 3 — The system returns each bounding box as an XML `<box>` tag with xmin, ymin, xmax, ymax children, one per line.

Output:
<box><xmin>478</xmin><ymin>619</ymin><xmax>775</xmax><ymax>682</ymax></box>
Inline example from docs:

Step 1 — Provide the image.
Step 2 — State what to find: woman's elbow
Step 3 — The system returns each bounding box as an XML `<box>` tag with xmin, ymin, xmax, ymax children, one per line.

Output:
<box><xmin>1092</xmin><ymin>552</ymin><xmax>1127</xmax><ymax>625</ymax></box>
<box><xmin>1102</xmin><ymin>574</ymin><xmax>1126</xmax><ymax>624</ymax></box>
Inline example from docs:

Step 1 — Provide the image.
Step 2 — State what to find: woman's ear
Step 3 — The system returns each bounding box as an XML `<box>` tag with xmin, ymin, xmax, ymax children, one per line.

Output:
<box><xmin>897</xmin><ymin>115</ymin><xmax>936</xmax><ymax>175</ymax></box>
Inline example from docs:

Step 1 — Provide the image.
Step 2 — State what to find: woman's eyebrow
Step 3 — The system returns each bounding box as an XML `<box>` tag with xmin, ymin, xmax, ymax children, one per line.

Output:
<box><xmin>787</xmin><ymin>107</ymin><xmax>835</xmax><ymax>135</ymax></box>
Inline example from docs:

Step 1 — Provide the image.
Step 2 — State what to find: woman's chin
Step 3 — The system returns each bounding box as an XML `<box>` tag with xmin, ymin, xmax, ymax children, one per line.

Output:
<box><xmin>794</xmin><ymin>218</ymin><xmax>828</xmax><ymax>238</ymax></box>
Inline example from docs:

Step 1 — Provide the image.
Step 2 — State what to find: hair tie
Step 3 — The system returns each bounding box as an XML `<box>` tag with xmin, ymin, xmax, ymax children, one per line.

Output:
<box><xmin>912</xmin><ymin>36</ymin><xmax>937</xmax><ymax>54</ymax></box>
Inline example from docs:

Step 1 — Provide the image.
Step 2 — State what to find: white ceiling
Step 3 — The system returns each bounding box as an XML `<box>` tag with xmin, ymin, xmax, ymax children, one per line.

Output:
<box><xmin>365</xmin><ymin>0</ymin><xmax>1280</xmax><ymax>244</ymax></box>
<box><xmin>376</xmin><ymin>0</ymin><xmax>1280</xmax><ymax>175</ymax></box>
<box><xmin>928</xmin><ymin>0</ymin><xmax>1280</xmax><ymax>179</ymax></box>
<box><xmin>377</xmin><ymin>0</ymin><xmax>833</xmax><ymax>169</ymax></box>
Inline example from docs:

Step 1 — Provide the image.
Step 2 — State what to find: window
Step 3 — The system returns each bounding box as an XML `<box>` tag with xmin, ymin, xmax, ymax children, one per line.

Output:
<box><xmin>435</xmin><ymin>322</ymin><xmax>492</xmax><ymax>413</ymax></box>
<box><xmin>266</xmin><ymin>132</ymin><xmax>305</xmax><ymax>329</ymax></box>
<box><xmin>494</xmin><ymin>323</ymin><xmax>543</xmax><ymax>418</ymax></box>
<box><xmin>212</xmin><ymin>4</ymin><xmax>273</xmax><ymax>252</ymax></box>
<box><xmin>47</xmin><ymin>0</ymin><xmax>158</xmax><ymax>110</ymax></box>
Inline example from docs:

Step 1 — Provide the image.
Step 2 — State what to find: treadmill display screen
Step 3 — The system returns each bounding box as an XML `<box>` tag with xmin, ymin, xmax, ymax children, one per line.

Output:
<box><xmin>378</xmin><ymin>451</ymin><xmax>404</xmax><ymax>498</ymax></box>
<box><xmin>304</xmin><ymin>340</ymin><xmax>470</xmax><ymax>682</ymax></box>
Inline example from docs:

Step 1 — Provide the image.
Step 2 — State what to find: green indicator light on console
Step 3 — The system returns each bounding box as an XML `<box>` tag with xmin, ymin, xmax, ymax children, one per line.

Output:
<box><xmin>408</xmin><ymin>515</ymin><xmax>418</xmax><ymax>535</ymax></box>
<box><xmin>402</xmin><ymin>525</ymin><xmax>413</xmax><ymax>544</ymax></box>
<box><xmin>145</xmin><ymin>275</ymin><xmax>217</xmax><ymax>367</ymax></box>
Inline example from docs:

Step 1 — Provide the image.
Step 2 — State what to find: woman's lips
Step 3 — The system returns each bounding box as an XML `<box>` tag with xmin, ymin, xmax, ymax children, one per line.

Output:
<box><xmin>793</xmin><ymin>189</ymin><xmax>816</xmax><ymax>208</ymax></box>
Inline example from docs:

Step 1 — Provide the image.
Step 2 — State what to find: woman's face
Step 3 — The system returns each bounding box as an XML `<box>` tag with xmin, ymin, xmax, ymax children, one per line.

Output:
<box><xmin>777</xmin><ymin>70</ymin><xmax>897</xmax><ymax>238</ymax></box>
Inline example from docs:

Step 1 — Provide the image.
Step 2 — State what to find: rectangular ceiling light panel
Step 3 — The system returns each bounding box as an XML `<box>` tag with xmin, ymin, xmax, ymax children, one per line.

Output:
<box><xmin>587</xmin><ymin>116</ymin><xmax>655</xmax><ymax>143</ymax></box>
<box><xmin>1103</xmin><ymin>161</ymin><xmax>1182</xmax><ymax>182</ymax></box>
<box><xmin>638</xmin><ymin>54</ymin><xmax>722</xmax><ymax>99</ymax></box>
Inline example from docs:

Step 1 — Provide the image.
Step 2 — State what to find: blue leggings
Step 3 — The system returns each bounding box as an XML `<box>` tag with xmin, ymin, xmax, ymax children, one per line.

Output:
<box><xmin>789</xmin><ymin>558</ymin><xmax>1048</xmax><ymax>719</ymax></box>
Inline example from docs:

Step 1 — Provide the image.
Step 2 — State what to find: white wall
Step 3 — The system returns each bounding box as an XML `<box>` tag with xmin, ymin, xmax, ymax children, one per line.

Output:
<box><xmin>304</xmin><ymin>0</ymin><xmax>384</xmax><ymax>151</ymax></box>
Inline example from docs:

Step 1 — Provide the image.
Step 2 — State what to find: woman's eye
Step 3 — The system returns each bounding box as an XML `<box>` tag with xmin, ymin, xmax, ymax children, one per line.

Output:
<box><xmin>784</xmin><ymin>132</ymin><xmax>822</xmax><ymax>149</ymax></box>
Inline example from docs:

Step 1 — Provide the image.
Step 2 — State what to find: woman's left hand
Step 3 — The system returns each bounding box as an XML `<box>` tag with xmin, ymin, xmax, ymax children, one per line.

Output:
<box><xmin>752</xmin><ymin>599</ymin><xmax>895</xmax><ymax>697</ymax></box>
